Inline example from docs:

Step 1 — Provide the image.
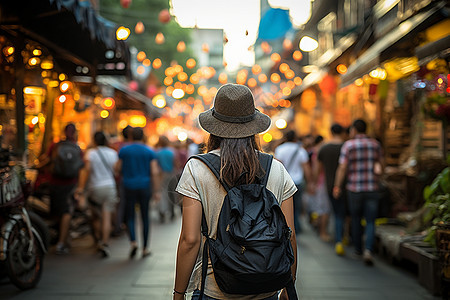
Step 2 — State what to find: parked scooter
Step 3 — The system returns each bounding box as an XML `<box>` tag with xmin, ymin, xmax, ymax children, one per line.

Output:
<box><xmin>0</xmin><ymin>147</ymin><xmax>48</xmax><ymax>290</ymax></box>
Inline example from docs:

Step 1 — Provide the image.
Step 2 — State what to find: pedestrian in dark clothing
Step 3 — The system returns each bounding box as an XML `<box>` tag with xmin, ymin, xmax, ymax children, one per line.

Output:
<box><xmin>116</xmin><ymin>127</ymin><xmax>161</xmax><ymax>258</ymax></box>
<box><xmin>333</xmin><ymin>119</ymin><xmax>383</xmax><ymax>265</ymax></box>
<box><xmin>47</xmin><ymin>123</ymin><xmax>84</xmax><ymax>254</ymax></box>
<box><xmin>316</xmin><ymin>124</ymin><xmax>346</xmax><ymax>255</ymax></box>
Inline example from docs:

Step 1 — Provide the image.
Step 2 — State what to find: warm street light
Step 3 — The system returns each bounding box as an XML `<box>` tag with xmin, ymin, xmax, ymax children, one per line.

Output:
<box><xmin>275</xmin><ymin>119</ymin><xmax>287</xmax><ymax>129</ymax></box>
<box><xmin>116</xmin><ymin>26</ymin><xmax>131</xmax><ymax>40</ymax></box>
<box><xmin>299</xmin><ymin>36</ymin><xmax>318</xmax><ymax>52</ymax></box>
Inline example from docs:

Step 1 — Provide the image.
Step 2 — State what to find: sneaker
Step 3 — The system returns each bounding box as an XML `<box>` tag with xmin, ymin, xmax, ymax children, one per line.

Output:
<box><xmin>363</xmin><ymin>249</ymin><xmax>374</xmax><ymax>266</ymax></box>
<box><xmin>56</xmin><ymin>243</ymin><xmax>69</xmax><ymax>255</ymax></box>
<box><xmin>335</xmin><ymin>242</ymin><xmax>345</xmax><ymax>256</ymax></box>
<box><xmin>350</xmin><ymin>251</ymin><xmax>362</xmax><ymax>260</ymax></box>
<box><xmin>98</xmin><ymin>244</ymin><xmax>110</xmax><ymax>258</ymax></box>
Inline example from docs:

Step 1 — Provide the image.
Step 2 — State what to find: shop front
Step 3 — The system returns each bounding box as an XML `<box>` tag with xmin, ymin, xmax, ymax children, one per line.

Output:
<box><xmin>0</xmin><ymin>0</ymin><xmax>130</xmax><ymax>164</ymax></box>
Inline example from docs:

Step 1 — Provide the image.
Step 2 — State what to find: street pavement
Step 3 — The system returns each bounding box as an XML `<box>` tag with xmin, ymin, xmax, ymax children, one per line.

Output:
<box><xmin>0</xmin><ymin>211</ymin><xmax>441</xmax><ymax>300</ymax></box>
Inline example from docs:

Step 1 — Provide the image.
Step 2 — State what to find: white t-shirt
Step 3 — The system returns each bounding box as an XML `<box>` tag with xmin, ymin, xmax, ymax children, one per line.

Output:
<box><xmin>86</xmin><ymin>146</ymin><xmax>119</xmax><ymax>190</ymax></box>
<box><xmin>176</xmin><ymin>150</ymin><xmax>297</xmax><ymax>299</ymax></box>
<box><xmin>274</xmin><ymin>142</ymin><xmax>309</xmax><ymax>185</ymax></box>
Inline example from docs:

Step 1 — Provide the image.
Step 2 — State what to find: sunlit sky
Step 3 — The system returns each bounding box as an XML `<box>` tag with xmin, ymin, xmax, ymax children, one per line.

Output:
<box><xmin>170</xmin><ymin>0</ymin><xmax>261</xmax><ymax>72</ymax></box>
<box><xmin>170</xmin><ymin>0</ymin><xmax>313</xmax><ymax>72</ymax></box>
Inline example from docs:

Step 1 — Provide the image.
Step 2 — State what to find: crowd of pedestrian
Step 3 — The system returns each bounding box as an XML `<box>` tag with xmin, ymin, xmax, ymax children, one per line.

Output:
<box><xmin>272</xmin><ymin>119</ymin><xmax>383</xmax><ymax>266</ymax></box>
<box><xmin>33</xmin><ymin>123</ymin><xmax>199</xmax><ymax>259</ymax></box>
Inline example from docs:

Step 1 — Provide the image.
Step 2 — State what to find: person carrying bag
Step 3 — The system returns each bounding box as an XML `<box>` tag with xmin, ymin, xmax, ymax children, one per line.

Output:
<box><xmin>173</xmin><ymin>84</ymin><xmax>298</xmax><ymax>300</ymax></box>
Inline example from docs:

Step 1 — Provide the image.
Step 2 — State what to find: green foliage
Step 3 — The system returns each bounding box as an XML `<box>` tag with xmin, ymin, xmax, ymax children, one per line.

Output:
<box><xmin>423</xmin><ymin>162</ymin><xmax>450</xmax><ymax>247</ymax></box>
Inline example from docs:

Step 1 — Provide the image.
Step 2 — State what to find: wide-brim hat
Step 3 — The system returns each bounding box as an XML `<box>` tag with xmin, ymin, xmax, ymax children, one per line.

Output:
<box><xmin>198</xmin><ymin>84</ymin><xmax>271</xmax><ymax>138</ymax></box>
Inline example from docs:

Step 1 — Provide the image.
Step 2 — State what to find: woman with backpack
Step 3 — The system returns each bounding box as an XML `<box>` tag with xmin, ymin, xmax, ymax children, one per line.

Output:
<box><xmin>173</xmin><ymin>84</ymin><xmax>298</xmax><ymax>300</ymax></box>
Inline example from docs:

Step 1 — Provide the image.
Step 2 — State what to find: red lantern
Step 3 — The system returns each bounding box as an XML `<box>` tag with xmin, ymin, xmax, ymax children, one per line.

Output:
<box><xmin>319</xmin><ymin>74</ymin><xmax>337</xmax><ymax>96</ymax></box>
<box><xmin>158</xmin><ymin>9</ymin><xmax>171</xmax><ymax>24</ymax></box>
<box><xmin>120</xmin><ymin>0</ymin><xmax>132</xmax><ymax>8</ymax></box>
<box><xmin>129</xmin><ymin>81</ymin><xmax>138</xmax><ymax>91</ymax></box>
<box><xmin>146</xmin><ymin>85</ymin><xmax>158</xmax><ymax>98</ymax></box>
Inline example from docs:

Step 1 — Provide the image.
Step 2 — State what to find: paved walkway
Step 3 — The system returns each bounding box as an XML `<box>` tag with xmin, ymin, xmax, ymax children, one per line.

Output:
<box><xmin>0</xmin><ymin>212</ymin><xmax>440</xmax><ymax>299</ymax></box>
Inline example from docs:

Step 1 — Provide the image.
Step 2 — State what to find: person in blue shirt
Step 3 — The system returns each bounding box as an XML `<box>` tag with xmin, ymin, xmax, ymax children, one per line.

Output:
<box><xmin>116</xmin><ymin>127</ymin><xmax>161</xmax><ymax>258</ymax></box>
<box><xmin>156</xmin><ymin>136</ymin><xmax>176</xmax><ymax>223</ymax></box>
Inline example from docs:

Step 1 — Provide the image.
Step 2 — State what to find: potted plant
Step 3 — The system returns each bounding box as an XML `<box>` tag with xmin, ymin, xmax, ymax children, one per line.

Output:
<box><xmin>423</xmin><ymin>155</ymin><xmax>450</xmax><ymax>296</ymax></box>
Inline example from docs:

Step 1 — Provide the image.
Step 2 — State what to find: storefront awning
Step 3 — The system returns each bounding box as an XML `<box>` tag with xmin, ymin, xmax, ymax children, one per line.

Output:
<box><xmin>0</xmin><ymin>0</ymin><xmax>130</xmax><ymax>76</ymax></box>
<box><xmin>96</xmin><ymin>77</ymin><xmax>163</xmax><ymax>119</ymax></box>
<box><xmin>415</xmin><ymin>34</ymin><xmax>450</xmax><ymax>65</ymax></box>
<box><xmin>340</xmin><ymin>3</ymin><xmax>444</xmax><ymax>87</ymax></box>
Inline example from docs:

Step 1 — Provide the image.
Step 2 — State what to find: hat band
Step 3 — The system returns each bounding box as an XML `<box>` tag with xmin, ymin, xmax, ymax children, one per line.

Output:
<box><xmin>212</xmin><ymin>108</ymin><xmax>256</xmax><ymax>123</ymax></box>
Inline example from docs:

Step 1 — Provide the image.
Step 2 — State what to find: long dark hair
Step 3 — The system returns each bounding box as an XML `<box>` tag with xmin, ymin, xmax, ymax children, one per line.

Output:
<box><xmin>206</xmin><ymin>134</ymin><xmax>263</xmax><ymax>187</ymax></box>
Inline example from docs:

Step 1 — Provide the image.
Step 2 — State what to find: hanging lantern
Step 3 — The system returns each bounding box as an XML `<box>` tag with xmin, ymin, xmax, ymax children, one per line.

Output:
<box><xmin>177</xmin><ymin>41</ymin><xmax>186</xmax><ymax>52</ymax></box>
<box><xmin>270</xmin><ymin>53</ymin><xmax>281</xmax><ymax>63</ymax></box>
<box><xmin>135</xmin><ymin>21</ymin><xmax>145</xmax><ymax>34</ymax></box>
<box><xmin>137</xmin><ymin>51</ymin><xmax>146</xmax><ymax>62</ymax></box>
<box><xmin>270</xmin><ymin>73</ymin><xmax>281</xmax><ymax>83</ymax></box>
<box><xmin>252</xmin><ymin>64</ymin><xmax>261</xmax><ymax>75</ymax></box>
<box><xmin>202</xmin><ymin>43</ymin><xmax>209</xmax><ymax>53</ymax></box>
<box><xmin>120</xmin><ymin>0</ymin><xmax>132</xmax><ymax>8</ymax></box>
<box><xmin>258</xmin><ymin>74</ymin><xmax>267</xmax><ymax>83</ymax></box>
<box><xmin>248</xmin><ymin>78</ymin><xmax>257</xmax><ymax>88</ymax></box>
<box><xmin>152</xmin><ymin>58</ymin><xmax>162</xmax><ymax>69</ymax></box>
<box><xmin>158</xmin><ymin>9</ymin><xmax>171</xmax><ymax>24</ymax></box>
<box><xmin>186</xmin><ymin>58</ymin><xmax>196</xmax><ymax>69</ymax></box>
<box><xmin>155</xmin><ymin>32</ymin><xmax>165</xmax><ymax>44</ymax></box>
<box><xmin>261</xmin><ymin>41</ymin><xmax>271</xmax><ymax>54</ymax></box>
<box><xmin>129</xmin><ymin>81</ymin><xmax>138</xmax><ymax>91</ymax></box>
<box><xmin>283</xmin><ymin>39</ymin><xmax>293</xmax><ymax>50</ymax></box>
<box><xmin>218</xmin><ymin>73</ymin><xmax>228</xmax><ymax>84</ymax></box>
<box><xmin>319</xmin><ymin>74</ymin><xmax>338</xmax><ymax>96</ymax></box>
<box><xmin>146</xmin><ymin>85</ymin><xmax>158</xmax><ymax>98</ymax></box>
<box><xmin>293</xmin><ymin>50</ymin><xmax>303</xmax><ymax>61</ymax></box>
<box><xmin>300</xmin><ymin>88</ymin><xmax>316</xmax><ymax>111</ymax></box>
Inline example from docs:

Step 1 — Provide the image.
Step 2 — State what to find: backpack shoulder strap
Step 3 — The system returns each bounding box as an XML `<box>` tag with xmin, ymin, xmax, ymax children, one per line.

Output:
<box><xmin>190</xmin><ymin>153</ymin><xmax>230</xmax><ymax>191</ymax></box>
<box><xmin>258</xmin><ymin>152</ymin><xmax>273</xmax><ymax>187</ymax></box>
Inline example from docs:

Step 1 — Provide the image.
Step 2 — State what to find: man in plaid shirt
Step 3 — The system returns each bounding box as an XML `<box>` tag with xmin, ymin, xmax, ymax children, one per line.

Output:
<box><xmin>333</xmin><ymin>119</ymin><xmax>383</xmax><ymax>265</ymax></box>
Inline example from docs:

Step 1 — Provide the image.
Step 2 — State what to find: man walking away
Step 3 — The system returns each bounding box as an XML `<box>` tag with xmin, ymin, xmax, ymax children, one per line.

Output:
<box><xmin>48</xmin><ymin>123</ymin><xmax>84</xmax><ymax>254</ymax></box>
<box><xmin>316</xmin><ymin>124</ymin><xmax>346</xmax><ymax>255</ymax></box>
<box><xmin>116</xmin><ymin>127</ymin><xmax>161</xmax><ymax>258</ymax></box>
<box><xmin>274</xmin><ymin>130</ymin><xmax>312</xmax><ymax>233</ymax></box>
<box><xmin>333</xmin><ymin>119</ymin><xmax>383</xmax><ymax>265</ymax></box>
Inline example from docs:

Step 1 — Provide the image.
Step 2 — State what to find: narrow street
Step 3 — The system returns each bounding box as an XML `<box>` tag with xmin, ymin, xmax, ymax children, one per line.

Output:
<box><xmin>0</xmin><ymin>210</ymin><xmax>440</xmax><ymax>300</ymax></box>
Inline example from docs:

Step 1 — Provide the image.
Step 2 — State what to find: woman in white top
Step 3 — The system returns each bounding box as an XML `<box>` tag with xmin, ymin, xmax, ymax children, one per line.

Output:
<box><xmin>77</xmin><ymin>131</ymin><xmax>118</xmax><ymax>258</ymax></box>
<box><xmin>174</xmin><ymin>84</ymin><xmax>297</xmax><ymax>300</ymax></box>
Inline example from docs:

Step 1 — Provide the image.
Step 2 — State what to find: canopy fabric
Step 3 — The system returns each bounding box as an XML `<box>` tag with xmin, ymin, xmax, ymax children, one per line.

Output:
<box><xmin>258</xmin><ymin>8</ymin><xmax>292</xmax><ymax>41</ymax></box>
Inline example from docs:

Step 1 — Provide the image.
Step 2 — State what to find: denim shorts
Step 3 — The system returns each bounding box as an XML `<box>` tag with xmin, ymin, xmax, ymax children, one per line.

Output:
<box><xmin>191</xmin><ymin>290</ymin><xmax>279</xmax><ymax>300</ymax></box>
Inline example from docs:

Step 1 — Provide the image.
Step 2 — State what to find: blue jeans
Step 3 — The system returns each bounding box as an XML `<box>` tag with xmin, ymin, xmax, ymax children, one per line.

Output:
<box><xmin>292</xmin><ymin>182</ymin><xmax>304</xmax><ymax>233</ymax></box>
<box><xmin>191</xmin><ymin>290</ymin><xmax>278</xmax><ymax>300</ymax></box>
<box><xmin>347</xmin><ymin>191</ymin><xmax>379</xmax><ymax>253</ymax></box>
<box><xmin>328</xmin><ymin>192</ymin><xmax>346</xmax><ymax>243</ymax></box>
<box><xmin>124</xmin><ymin>187</ymin><xmax>151</xmax><ymax>248</ymax></box>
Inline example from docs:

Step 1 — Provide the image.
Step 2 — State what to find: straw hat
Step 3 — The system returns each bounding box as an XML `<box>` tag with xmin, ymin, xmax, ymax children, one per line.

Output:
<box><xmin>198</xmin><ymin>84</ymin><xmax>271</xmax><ymax>138</ymax></box>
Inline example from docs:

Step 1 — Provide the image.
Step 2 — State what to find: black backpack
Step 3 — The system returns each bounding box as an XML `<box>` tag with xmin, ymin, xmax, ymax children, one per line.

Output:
<box><xmin>192</xmin><ymin>152</ymin><xmax>297</xmax><ymax>299</ymax></box>
<box><xmin>51</xmin><ymin>140</ymin><xmax>84</xmax><ymax>179</ymax></box>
